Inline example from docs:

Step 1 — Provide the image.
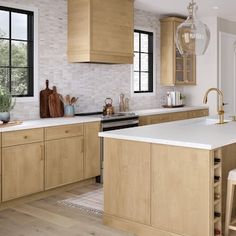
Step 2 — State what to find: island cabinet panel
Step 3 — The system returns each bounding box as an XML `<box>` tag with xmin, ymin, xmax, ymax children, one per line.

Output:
<box><xmin>45</xmin><ymin>136</ymin><xmax>84</xmax><ymax>190</ymax></box>
<box><xmin>151</xmin><ymin>144</ymin><xmax>212</xmax><ymax>236</ymax></box>
<box><xmin>2</xmin><ymin>142</ymin><xmax>44</xmax><ymax>202</ymax></box>
<box><xmin>104</xmin><ymin>138</ymin><xmax>151</xmax><ymax>225</ymax></box>
<box><xmin>84</xmin><ymin>122</ymin><xmax>100</xmax><ymax>179</ymax></box>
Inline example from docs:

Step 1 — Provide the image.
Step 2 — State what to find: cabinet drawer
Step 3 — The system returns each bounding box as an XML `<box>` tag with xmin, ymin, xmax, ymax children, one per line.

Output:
<box><xmin>45</xmin><ymin>124</ymin><xmax>83</xmax><ymax>140</ymax></box>
<box><xmin>2</xmin><ymin>128</ymin><xmax>44</xmax><ymax>147</ymax></box>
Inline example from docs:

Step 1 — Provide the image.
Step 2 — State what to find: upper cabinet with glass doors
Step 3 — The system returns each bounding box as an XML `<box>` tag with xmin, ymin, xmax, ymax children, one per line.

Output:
<box><xmin>160</xmin><ymin>17</ymin><xmax>196</xmax><ymax>86</ymax></box>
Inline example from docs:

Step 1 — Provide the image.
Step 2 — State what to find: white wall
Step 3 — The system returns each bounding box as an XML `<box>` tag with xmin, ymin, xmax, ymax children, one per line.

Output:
<box><xmin>184</xmin><ymin>17</ymin><xmax>218</xmax><ymax>115</ymax></box>
<box><xmin>0</xmin><ymin>0</ymin><xmax>181</xmax><ymax>120</ymax></box>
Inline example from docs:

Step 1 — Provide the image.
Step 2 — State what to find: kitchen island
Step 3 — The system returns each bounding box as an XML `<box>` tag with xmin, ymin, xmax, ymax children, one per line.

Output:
<box><xmin>99</xmin><ymin>117</ymin><xmax>236</xmax><ymax>236</ymax></box>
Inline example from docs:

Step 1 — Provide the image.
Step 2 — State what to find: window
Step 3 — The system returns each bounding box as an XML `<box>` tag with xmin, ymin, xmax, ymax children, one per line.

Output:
<box><xmin>0</xmin><ymin>6</ymin><xmax>34</xmax><ymax>97</ymax></box>
<box><xmin>133</xmin><ymin>29</ymin><xmax>153</xmax><ymax>93</ymax></box>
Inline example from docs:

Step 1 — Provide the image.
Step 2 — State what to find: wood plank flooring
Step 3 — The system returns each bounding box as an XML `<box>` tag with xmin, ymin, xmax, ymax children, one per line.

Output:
<box><xmin>1</xmin><ymin>183</ymin><xmax>236</xmax><ymax>236</ymax></box>
<box><xmin>0</xmin><ymin>183</ymin><xmax>133</xmax><ymax>236</ymax></box>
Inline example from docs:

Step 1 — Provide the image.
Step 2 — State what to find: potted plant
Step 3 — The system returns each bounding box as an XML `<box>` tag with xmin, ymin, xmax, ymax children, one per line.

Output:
<box><xmin>0</xmin><ymin>88</ymin><xmax>15</xmax><ymax>123</ymax></box>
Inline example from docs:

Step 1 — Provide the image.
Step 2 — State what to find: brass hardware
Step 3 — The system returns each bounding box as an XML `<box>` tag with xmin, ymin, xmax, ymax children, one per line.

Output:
<box><xmin>40</xmin><ymin>144</ymin><xmax>44</xmax><ymax>161</ymax></box>
<box><xmin>203</xmin><ymin>88</ymin><xmax>225</xmax><ymax>125</ymax></box>
<box><xmin>65</xmin><ymin>130</ymin><xmax>69</xmax><ymax>133</ymax></box>
<box><xmin>24</xmin><ymin>135</ymin><xmax>28</xmax><ymax>139</ymax></box>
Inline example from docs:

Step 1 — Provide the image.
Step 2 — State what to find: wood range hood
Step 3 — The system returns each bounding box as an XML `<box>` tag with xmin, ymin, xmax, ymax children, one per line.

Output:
<box><xmin>67</xmin><ymin>0</ymin><xmax>134</xmax><ymax>64</ymax></box>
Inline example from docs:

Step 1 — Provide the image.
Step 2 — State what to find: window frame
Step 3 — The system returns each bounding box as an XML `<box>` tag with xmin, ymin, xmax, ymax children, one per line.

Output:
<box><xmin>131</xmin><ymin>27</ymin><xmax>156</xmax><ymax>96</ymax></box>
<box><xmin>0</xmin><ymin>1</ymin><xmax>38</xmax><ymax>102</ymax></box>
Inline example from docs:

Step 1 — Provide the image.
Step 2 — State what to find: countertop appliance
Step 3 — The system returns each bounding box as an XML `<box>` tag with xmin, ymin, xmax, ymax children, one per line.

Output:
<box><xmin>75</xmin><ymin>112</ymin><xmax>139</xmax><ymax>183</ymax></box>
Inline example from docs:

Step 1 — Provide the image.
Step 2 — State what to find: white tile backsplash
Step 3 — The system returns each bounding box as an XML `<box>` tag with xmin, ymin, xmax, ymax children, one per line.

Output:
<box><xmin>1</xmin><ymin>0</ymin><xmax>182</xmax><ymax>120</ymax></box>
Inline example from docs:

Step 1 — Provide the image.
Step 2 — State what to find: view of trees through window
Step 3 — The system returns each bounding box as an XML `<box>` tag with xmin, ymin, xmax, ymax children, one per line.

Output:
<box><xmin>0</xmin><ymin>7</ymin><xmax>34</xmax><ymax>97</ymax></box>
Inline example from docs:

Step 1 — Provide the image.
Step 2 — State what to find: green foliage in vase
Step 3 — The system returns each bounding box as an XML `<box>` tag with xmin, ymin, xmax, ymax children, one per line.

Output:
<box><xmin>0</xmin><ymin>87</ymin><xmax>15</xmax><ymax>112</ymax></box>
<box><xmin>0</xmin><ymin>29</ymin><xmax>28</xmax><ymax>96</ymax></box>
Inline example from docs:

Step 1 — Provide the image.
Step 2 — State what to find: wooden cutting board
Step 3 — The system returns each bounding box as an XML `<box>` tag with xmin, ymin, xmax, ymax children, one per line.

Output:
<box><xmin>48</xmin><ymin>86</ymin><xmax>64</xmax><ymax>118</ymax></box>
<box><xmin>40</xmin><ymin>80</ymin><xmax>53</xmax><ymax>118</ymax></box>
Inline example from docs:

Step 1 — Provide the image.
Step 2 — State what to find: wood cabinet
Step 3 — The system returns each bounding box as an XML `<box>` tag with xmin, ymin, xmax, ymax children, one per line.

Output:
<box><xmin>103</xmin><ymin>139</ymin><xmax>227</xmax><ymax>236</ymax></box>
<box><xmin>139</xmin><ymin>109</ymin><xmax>209</xmax><ymax>126</ymax></box>
<box><xmin>104</xmin><ymin>139</ymin><xmax>151</xmax><ymax>224</ymax></box>
<box><xmin>2</xmin><ymin>129</ymin><xmax>44</xmax><ymax>202</ymax></box>
<box><xmin>151</xmin><ymin>144</ymin><xmax>211</xmax><ymax>236</ymax></box>
<box><xmin>0</xmin><ymin>121</ymin><xmax>101</xmax><ymax>202</ymax></box>
<box><xmin>84</xmin><ymin>122</ymin><xmax>100</xmax><ymax>179</ymax></box>
<box><xmin>45</xmin><ymin>125</ymin><xmax>84</xmax><ymax>190</ymax></box>
<box><xmin>160</xmin><ymin>17</ymin><xmax>196</xmax><ymax>86</ymax></box>
<box><xmin>68</xmin><ymin>0</ymin><xmax>134</xmax><ymax>64</ymax></box>
<box><xmin>45</xmin><ymin>137</ymin><xmax>84</xmax><ymax>190</ymax></box>
<box><xmin>2</xmin><ymin>142</ymin><xmax>44</xmax><ymax>202</ymax></box>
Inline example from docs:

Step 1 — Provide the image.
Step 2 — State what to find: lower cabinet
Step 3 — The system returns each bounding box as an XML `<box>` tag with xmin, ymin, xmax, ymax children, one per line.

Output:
<box><xmin>45</xmin><ymin>136</ymin><xmax>84</xmax><ymax>190</ymax></box>
<box><xmin>2</xmin><ymin>142</ymin><xmax>44</xmax><ymax>202</ymax></box>
<box><xmin>104</xmin><ymin>139</ymin><xmax>151</xmax><ymax>225</ymax></box>
<box><xmin>84</xmin><ymin>122</ymin><xmax>101</xmax><ymax>179</ymax></box>
<box><xmin>0</xmin><ymin>121</ymin><xmax>100</xmax><ymax>202</ymax></box>
<box><xmin>139</xmin><ymin>109</ymin><xmax>209</xmax><ymax>126</ymax></box>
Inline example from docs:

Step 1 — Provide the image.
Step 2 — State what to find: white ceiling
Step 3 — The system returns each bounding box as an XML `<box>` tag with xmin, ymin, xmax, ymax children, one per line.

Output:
<box><xmin>135</xmin><ymin>0</ymin><xmax>236</xmax><ymax>22</ymax></box>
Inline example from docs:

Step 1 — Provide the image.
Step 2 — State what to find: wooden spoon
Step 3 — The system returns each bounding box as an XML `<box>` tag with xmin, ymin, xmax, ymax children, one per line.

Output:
<box><xmin>70</xmin><ymin>97</ymin><xmax>76</xmax><ymax>105</ymax></box>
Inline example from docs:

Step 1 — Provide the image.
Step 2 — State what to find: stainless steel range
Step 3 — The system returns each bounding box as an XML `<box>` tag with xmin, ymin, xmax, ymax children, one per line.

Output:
<box><xmin>75</xmin><ymin>112</ymin><xmax>139</xmax><ymax>183</ymax></box>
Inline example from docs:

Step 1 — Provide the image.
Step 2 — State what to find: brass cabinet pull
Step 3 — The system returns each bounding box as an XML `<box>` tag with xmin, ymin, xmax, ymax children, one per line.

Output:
<box><xmin>40</xmin><ymin>145</ymin><xmax>44</xmax><ymax>161</ymax></box>
<box><xmin>65</xmin><ymin>130</ymin><xmax>69</xmax><ymax>133</ymax></box>
<box><xmin>24</xmin><ymin>135</ymin><xmax>28</xmax><ymax>139</ymax></box>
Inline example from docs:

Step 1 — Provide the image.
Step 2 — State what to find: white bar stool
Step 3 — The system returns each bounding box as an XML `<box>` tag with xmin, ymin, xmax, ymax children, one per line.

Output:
<box><xmin>225</xmin><ymin>169</ymin><xmax>236</xmax><ymax>236</ymax></box>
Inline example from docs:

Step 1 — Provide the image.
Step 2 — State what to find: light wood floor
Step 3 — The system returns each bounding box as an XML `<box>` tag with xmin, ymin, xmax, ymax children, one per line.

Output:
<box><xmin>0</xmin><ymin>183</ymin><xmax>133</xmax><ymax>236</ymax></box>
<box><xmin>1</xmin><ymin>183</ymin><xmax>236</xmax><ymax>236</ymax></box>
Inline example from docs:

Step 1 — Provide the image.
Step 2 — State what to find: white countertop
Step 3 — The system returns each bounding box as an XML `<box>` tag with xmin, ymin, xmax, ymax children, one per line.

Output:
<box><xmin>0</xmin><ymin>106</ymin><xmax>207</xmax><ymax>132</ymax></box>
<box><xmin>99</xmin><ymin>117</ymin><xmax>236</xmax><ymax>150</ymax></box>
<box><xmin>0</xmin><ymin>116</ymin><xmax>101</xmax><ymax>132</ymax></box>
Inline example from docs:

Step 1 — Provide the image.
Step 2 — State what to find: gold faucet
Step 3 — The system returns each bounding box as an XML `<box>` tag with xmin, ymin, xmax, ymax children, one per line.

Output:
<box><xmin>203</xmin><ymin>88</ymin><xmax>225</xmax><ymax>124</ymax></box>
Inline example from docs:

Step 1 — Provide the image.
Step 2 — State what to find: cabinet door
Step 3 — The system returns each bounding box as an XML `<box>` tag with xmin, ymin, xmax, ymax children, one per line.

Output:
<box><xmin>151</xmin><ymin>144</ymin><xmax>211</xmax><ymax>236</ymax></box>
<box><xmin>45</xmin><ymin>136</ymin><xmax>84</xmax><ymax>189</ymax></box>
<box><xmin>2</xmin><ymin>142</ymin><xmax>44</xmax><ymax>202</ymax></box>
<box><xmin>84</xmin><ymin>122</ymin><xmax>100</xmax><ymax>179</ymax></box>
<box><xmin>184</xmin><ymin>55</ymin><xmax>196</xmax><ymax>84</ymax></box>
<box><xmin>104</xmin><ymin>139</ymin><xmax>151</xmax><ymax>225</ymax></box>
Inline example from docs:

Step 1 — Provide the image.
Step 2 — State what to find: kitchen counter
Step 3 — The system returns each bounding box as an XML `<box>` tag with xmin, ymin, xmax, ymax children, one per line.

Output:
<box><xmin>0</xmin><ymin>106</ymin><xmax>207</xmax><ymax>132</ymax></box>
<box><xmin>133</xmin><ymin>105</ymin><xmax>208</xmax><ymax>116</ymax></box>
<box><xmin>102</xmin><ymin>116</ymin><xmax>236</xmax><ymax>236</ymax></box>
<box><xmin>0</xmin><ymin>116</ymin><xmax>101</xmax><ymax>132</ymax></box>
<box><xmin>99</xmin><ymin>116</ymin><xmax>235</xmax><ymax>150</ymax></box>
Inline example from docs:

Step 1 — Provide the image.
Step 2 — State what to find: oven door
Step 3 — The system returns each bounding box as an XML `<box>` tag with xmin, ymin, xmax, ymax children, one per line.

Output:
<box><xmin>101</xmin><ymin>119</ymin><xmax>139</xmax><ymax>131</ymax></box>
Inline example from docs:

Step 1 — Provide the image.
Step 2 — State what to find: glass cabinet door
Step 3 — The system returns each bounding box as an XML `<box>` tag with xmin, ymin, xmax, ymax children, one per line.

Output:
<box><xmin>175</xmin><ymin>48</ymin><xmax>184</xmax><ymax>83</ymax></box>
<box><xmin>184</xmin><ymin>55</ymin><xmax>196</xmax><ymax>84</ymax></box>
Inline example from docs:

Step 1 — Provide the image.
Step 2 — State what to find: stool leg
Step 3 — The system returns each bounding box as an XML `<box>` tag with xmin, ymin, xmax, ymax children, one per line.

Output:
<box><xmin>225</xmin><ymin>180</ymin><xmax>235</xmax><ymax>236</ymax></box>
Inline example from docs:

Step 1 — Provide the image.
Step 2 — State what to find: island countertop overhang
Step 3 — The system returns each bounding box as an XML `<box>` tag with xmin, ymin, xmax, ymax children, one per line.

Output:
<box><xmin>99</xmin><ymin>117</ymin><xmax>236</xmax><ymax>150</ymax></box>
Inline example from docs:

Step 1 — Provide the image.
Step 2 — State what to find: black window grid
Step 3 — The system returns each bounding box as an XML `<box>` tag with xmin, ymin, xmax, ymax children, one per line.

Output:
<box><xmin>0</xmin><ymin>6</ymin><xmax>34</xmax><ymax>97</ymax></box>
<box><xmin>134</xmin><ymin>29</ymin><xmax>153</xmax><ymax>93</ymax></box>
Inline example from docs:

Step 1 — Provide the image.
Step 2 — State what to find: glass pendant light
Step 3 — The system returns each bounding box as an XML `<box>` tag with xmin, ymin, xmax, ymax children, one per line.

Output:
<box><xmin>176</xmin><ymin>0</ymin><xmax>210</xmax><ymax>56</ymax></box>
